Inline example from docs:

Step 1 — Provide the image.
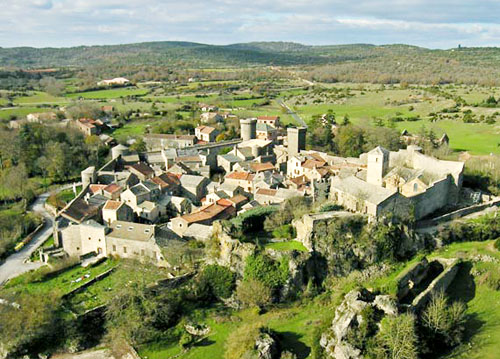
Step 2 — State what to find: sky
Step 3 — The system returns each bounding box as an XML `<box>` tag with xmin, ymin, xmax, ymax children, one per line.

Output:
<box><xmin>1</xmin><ymin>0</ymin><xmax>500</xmax><ymax>49</ymax></box>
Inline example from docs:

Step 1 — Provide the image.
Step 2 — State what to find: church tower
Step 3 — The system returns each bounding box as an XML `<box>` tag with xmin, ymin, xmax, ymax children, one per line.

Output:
<box><xmin>366</xmin><ymin>146</ymin><xmax>389</xmax><ymax>186</ymax></box>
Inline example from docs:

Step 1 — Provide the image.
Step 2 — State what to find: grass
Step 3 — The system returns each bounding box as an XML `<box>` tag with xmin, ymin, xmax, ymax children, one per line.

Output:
<box><xmin>264</xmin><ymin>241</ymin><xmax>308</xmax><ymax>252</ymax></box>
<box><xmin>0</xmin><ymin>106</ymin><xmax>52</xmax><ymax>121</ymax></box>
<box><xmin>138</xmin><ymin>298</ymin><xmax>333</xmax><ymax>359</ymax></box>
<box><xmin>66</xmin><ymin>88</ymin><xmax>149</xmax><ymax>99</ymax></box>
<box><xmin>13</xmin><ymin>91</ymin><xmax>69</xmax><ymax>105</ymax></box>
<box><xmin>2</xmin><ymin>258</ymin><xmax>118</xmax><ymax>296</ymax></box>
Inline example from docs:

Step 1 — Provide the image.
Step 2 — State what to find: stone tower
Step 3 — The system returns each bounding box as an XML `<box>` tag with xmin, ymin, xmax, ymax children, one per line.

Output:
<box><xmin>366</xmin><ymin>146</ymin><xmax>389</xmax><ymax>186</ymax></box>
<box><xmin>240</xmin><ymin>118</ymin><xmax>257</xmax><ymax>141</ymax></box>
<box><xmin>81</xmin><ymin>166</ymin><xmax>97</xmax><ymax>187</ymax></box>
<box><xmin>287</xmin><ymin>127</ymin><xmax>307</xmax><ymax>157</ymax></box>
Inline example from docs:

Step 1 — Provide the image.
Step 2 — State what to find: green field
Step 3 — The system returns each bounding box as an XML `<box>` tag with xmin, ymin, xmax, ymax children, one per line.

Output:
<box><xmin>0</xmin><ymin>106</ymin><xmax>52</xmax><ymax>121</ymax></box>
<box><xmin>14</xmin><ymin>91</ymin><xmax>69</xmax><ymax>105</ymax></box>
<box><xmin>66</xmin><ymin>88</ymin><xmax>150</xmax><ymax>99</ymax></box>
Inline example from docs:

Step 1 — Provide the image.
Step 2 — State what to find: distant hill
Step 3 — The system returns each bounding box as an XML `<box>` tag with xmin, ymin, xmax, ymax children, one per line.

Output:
<box><xmin>2</xmin><ymin>41</ymin><xmax>500</xmax><ymax>84</ymax></box>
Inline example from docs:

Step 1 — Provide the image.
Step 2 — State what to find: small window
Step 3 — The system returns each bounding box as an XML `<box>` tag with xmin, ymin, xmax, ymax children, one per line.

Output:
<box><xmin>144</xmin><ymin>229</ymin><xmax>150</xmax><ymax>233</ymax></box>
<box><xmin>113</xmin><ymin>245</ymin><xmax>116</xmax><ymax>252</ymax></box>
<box><xmin>413</xmin><ymin>183</ymin><xmax>418</xmax><ymax>192</ymax></box>
<box><xmin>116</xmin><ymin>224</ymin><xmax>122</xmax><ymax>229</ymax></box>
<box><xmin>88</xmin><ymin>237</ymin><xmax>91</xmax><ymax>240</ymax></box>
<box><xmin>123</xmin><ymin>246</ymin><xmax>127</xmax><ymax>254</ymax></box>
<box><xmin>77</xmin><ymin>247</ymin><xmax>80</xmax><ymax>250</ymax></box>
<box><xmin>128</xmin><ymin>226</ymin><xmax>133</xmax><ymax>231</ymax></box>
<box><xmin>141</xmin><ymin>249</ymin><xmax>145</xmax><ymax>256</ymax></box>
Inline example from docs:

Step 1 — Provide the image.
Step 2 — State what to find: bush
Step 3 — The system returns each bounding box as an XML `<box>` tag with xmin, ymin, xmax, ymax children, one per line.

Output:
<box><xmin>244</xmin><ymin>253</ymin><xmax>289</xmax><ymax>291</ymax></box>
<box><xmin>495</xmin><ymin>238</ymin><xmax>500</xmax><ymax>251</ymax></box>
<box><xmin>271</xmin><ymin>224</ymin><xmax>295</xmax><ymax>239</ymax></box>
<box><xmin>196</xmin><ymin>264</ymin><xmax>236</xmax><ymax>300</ymax></box>
<box><xmin>421</xmin><ymin>291</ymin><xmax>467</xmax><ymax>349</ymax></box>
<box><xmin>229</xmin><ymin>206</ymin><xmax>278</xmax><ymax>237</ymax></box>
<box><xmin>236</xmin><ymin>279</ymin><xmax>272</xmax><ymax>309</ymax></box>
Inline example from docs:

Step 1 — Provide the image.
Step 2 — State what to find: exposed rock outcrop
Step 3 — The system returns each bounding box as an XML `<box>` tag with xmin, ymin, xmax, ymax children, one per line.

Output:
<box><xmin>255</xmin><ymin>331</ymin><xmax>280</xmax><ymax>359</ymax></box>
<box><xmin>321</xmin><ymin>289</ymin><xmax>398</xmax><ymax>359</ymax></box>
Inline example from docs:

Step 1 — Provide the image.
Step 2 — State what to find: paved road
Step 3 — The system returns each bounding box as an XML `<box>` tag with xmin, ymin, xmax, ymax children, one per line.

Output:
<box><xmin>276</xmin><ymin>98</ymin><xmax>307</xmax><ymax>128</ymax></box>
<box><xmin>0</xmin><ymin>184</ymin><xmax>78</xmax><ymax>285</ymax></box>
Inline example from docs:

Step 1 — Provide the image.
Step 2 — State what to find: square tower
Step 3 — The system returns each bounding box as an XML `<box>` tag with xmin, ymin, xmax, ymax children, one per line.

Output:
<box><xmin>367</xmin><ymin>146</ymin><xmax>389</xmax><ymax>186</ymax></box>
<box><xmin>287</xmin><ymin>127</ymin><xmax>307</xmax><ymax>157</ymax></box>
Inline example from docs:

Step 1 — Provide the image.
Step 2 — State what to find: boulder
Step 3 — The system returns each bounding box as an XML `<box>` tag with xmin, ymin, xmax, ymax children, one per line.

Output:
<box><xmin>373</xmin><ymin>295</ymin><xmax>398</xmax><ymax>316</ymax></box>
<box><xmin>255</xmin><ymin>332</ymin><xmax>279</xmax><ymax>359</ymax></box>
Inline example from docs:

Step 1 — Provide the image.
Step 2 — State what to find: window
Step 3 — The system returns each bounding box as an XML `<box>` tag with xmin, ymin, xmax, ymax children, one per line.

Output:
<box><xmin>141</xmin><ymin>249</ymin><xmax>145</xmax><ymax>256</ymax></box>
<box><xmin>88</xmin><ymin>237</ymin><xmax>91</xmax><ymax>240</ymax></box>
<box><xmin>413</xmin><ymin>183</ymin><xmax>418</xmax><ymax>192</ymax></box>
<box><xmin>123</xmin><ymin>246</ymin><xmax>127</xmax><ymax>254</ymax></box>
<box><xmin>113</xmin><ymin>245</ymin><xmax>116</xmax><ymax>252</ymax></box>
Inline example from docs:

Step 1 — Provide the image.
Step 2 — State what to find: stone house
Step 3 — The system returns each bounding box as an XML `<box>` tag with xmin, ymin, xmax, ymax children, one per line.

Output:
<box><xmin>195</xmin><ymin>125</ymin><xmax>219</xmax><ymax>142</ymax></box>
<box><xmin>224</xmin><ymin>171</ymin><xmax>255</xmax><ymax>193</ymax></box>
<box><xmin>180</xmin><ymin>174</ymin><xmax>210</xmax><ymax>203</ymax></box>
<box><xmin>200</xmin><ymin>112</ymin><xmax>223</xmax><ymax>123</ymax></box>
<box><xmin>170</xmin><ymin>202</ymin><xmax>236</xmax><ymax>236</ymax></box>
<box><xmin>102</xmin><ymin>183</ymin><xmax>122</xmax><ymax>200</ymax></box>
<box><xmin>218</xmin><ymin>153</ymin><xmax>242</xmax><ymax>173</ymax></box>
<box><xmin>144</xmin><ymin>134</ymin><xmax>196</xmax><ymax>150</ymax></box>
<box><xmin>256</xmin><ymin>123</ymin><xmax>277</xmax><ymax>141</ymax></box>
<box><xmin>257</xmin><ymin>116</ymin><xmax>280</xmax><ymax>128</ymax></box>
<box><xmin>127</xmin><ymin>162</ymin><xmax>155</xmax><ymax>181</ymax></box>
<box><xmin>102</xmin><ymin>200</ymin><xmax>134</xmax><ymax>225</ymax></box>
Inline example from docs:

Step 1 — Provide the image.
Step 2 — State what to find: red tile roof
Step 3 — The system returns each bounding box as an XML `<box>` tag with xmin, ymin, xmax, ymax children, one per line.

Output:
<box><xmin>256</xmin><ymin>188</ymin><xmax>277</xmax><ymax>196</ymax></box>
<box><xmin>103</xmin><ymin>200</ymin><xmax>123</xmax><ymax>210</ymax></box>
<box><xmin>250</xmin><ymin>162</ymin><xmax>275</xmax><ymax>173</ymax></box>
<box><xmin>226</xmin><ymin>171</ymin><xmax>254</xmax><ymax>181</ymax></box>
<box><xmin>103</xmin><ymin>183</ymin><xmax>121</xmax><ymax>193</ymax></box>
<box><xmin>89</xmin><ymin>184</ymin><xmax>106</xmax><ymax>194</ymax></box>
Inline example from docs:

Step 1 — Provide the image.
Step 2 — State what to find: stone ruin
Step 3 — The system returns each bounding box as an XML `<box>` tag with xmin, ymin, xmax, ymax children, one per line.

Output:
<box><xmin>320</xmin><ymin>257</ymin><xmax>461</xmax><ymax>358</ymax></box>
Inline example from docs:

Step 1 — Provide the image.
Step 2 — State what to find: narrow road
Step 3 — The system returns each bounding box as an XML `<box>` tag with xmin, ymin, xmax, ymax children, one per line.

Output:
<box><xmin>276</xmin><ymin>98</ymin><xmax>307</xmax><ymax>128</ymax></box>
<box><xmin>0</xmin><ymin>183</ymin><xmax>79</xmax><ymax>285</ymax></box>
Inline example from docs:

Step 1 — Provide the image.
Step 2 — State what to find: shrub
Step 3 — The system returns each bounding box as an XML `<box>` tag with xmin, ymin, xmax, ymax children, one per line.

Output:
<box><xmin>244</xmin><ymin>253</ymin><xmax>289</xmax><ymax>291</ymax></box>
<box><xmin>373</xmin><ymin>313</ymin><xmax>418</xmax><ymax>359</ymax></box>
<box><xmin>494</xmin><ymin>238</ymin><xmax>500</xmax><ymax>251</ymax></box>
<box><xmin>236</xmin><ymin>279</ymin><xmax>272</xmax><ymax>309</ymax></box>
<box><xmin>421</xmin><ymin>291</ymin><xmax>467</xmax><ymax>349</ymax></box>
<box><xmin>196</xmin><ymin>264</ymin><xmax>236</xmax><ymax>300</ymax></box>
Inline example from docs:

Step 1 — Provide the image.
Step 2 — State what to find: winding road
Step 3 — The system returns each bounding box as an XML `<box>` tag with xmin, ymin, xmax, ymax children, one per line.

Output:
<box><xmin>0</xmin><ymin>184</ymin><xmax>78</xmax><ymax>285</ymax></box>
<box><xmin>276</xmin><ymin>98</ymin><xmax>307</xmax><ymax>128</ymax></box>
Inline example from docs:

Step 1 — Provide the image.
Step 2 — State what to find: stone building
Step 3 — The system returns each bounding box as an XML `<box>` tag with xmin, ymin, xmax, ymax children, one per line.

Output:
<box><xmin>60</xmin><ymin>220</ymin><xmax>167</xmax><ymax>266</ymax></box>
<box><xmin>330</xmin><ymin>145</ymin><xmax>464</xmax><ymax>220</ymax></box>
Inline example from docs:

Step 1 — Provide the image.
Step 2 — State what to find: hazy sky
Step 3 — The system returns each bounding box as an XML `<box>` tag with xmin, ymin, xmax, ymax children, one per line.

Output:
<box><xmin>1</xmin><ymin>0</ymin><xmax>499</xmax><ymax>48</ymax></box>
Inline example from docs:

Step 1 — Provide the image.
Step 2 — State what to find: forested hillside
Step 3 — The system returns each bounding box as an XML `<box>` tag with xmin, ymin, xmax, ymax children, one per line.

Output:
<box><xmin>2</xmin><ymin>42</ymin><xmax>500</xmax><ymax>84</ymax></box>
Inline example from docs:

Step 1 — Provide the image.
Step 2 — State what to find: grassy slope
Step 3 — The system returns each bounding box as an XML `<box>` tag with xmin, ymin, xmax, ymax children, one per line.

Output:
<box><xmin>293</xmin><ymin>86</ymin><xmax>500</xmax><ymax>154</ymax></box>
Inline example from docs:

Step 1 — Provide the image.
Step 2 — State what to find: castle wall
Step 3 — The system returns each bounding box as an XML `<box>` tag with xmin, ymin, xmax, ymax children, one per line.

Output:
<box><xmin>409</xmin><ymin>176</ymin><xmax>451</xmax><ymax>219</ymax></box>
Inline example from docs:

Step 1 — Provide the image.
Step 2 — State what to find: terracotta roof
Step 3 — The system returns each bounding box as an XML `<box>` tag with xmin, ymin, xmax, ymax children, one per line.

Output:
<box><xmin>217</xmin><ymin>198</ymin><xmax>233</xmax><ymax>207</ymax></box>
<box><xmin>61</xmin><ymin>199</ymin><xmax>99</xmax><ymax>223</ymax></box>
<box><xmin>226</xmin><ymin>171</ymin><xmax>254</xmax><ymax>181</ymax></box>
<box><xmin>229</xmin><ymin>194</ymin><xmax>247</xmax><ymax>205</ymax></box>
<box><xmin>103</xmin><ymin>183</ymin><xmax>121</xmax><ymax>193</ymax></box>
<box><xmin>256</xmin><ymin>188</ymin><xmax>277</xmax><ymax>196</ymax></box>
<box><xmin>302</xmin><ymin>159</ymin><xmax>327</xmax><ymax>169</ymax></box>
<box><xmin>257</xmin><ymin>116</ymin><xmax>279</xmax><ymax>121</ymax></box>
<box><xmin>250</xmin><ymin>162</ymin><xmax>275</xmax><ymax>173</ymax></box>
<box><xmin>152</xmin><ymin>172</ymin><xmax>181</xmax><ymax>189</ymax></box>
<box><xmin>196</xmin><ymin>125</ymin><xmax>216</xmax><ymax>134</ymax></box>
<box><xmin>180</xmin><ymin>203</ymin><xmax>232</xmax><ymax>224</ymax></box>
<box><xmin>89</xmin><ymin>184</ymin><xmax>106</xmax><ymax>194</ymax></box>
<box><xmin>103</xmin><ymin>200</ymin><xmax>123</xmax><ymax>210</ymax></box>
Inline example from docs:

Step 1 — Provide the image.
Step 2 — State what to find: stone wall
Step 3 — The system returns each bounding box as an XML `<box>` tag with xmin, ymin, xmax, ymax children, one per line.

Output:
<box><xmin>411</xmin><ymin>258</ymin><xmax>460</xmax><ymax>310</ymax></box>
<box><xmin>410</xmin><ymin>176</ymin><xmax>451</xmax><ymax>220</ymax></box>
<box><xmin>396</xmin><ymin>257</ymin><xmax>430</xmax><ymax>301</ymax></box>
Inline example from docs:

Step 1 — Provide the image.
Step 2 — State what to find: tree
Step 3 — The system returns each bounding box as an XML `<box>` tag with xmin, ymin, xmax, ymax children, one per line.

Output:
<box><xmin>421</xmin><ymin>291</ymin><xmax>466</xmax><ymax>347</ymax></box>
<box><xmin>129</xmin><ymin>138</ymin><xmax>146</xmax><ymax>153</ymax></box>
<box><xmin>373</xmin><ymin>313</ymin><xmax>418</xmax><ymax>359</ymax></box>
<box><xmin>336</xmin><ymin>125</ymin><xmax>365</xmax><ymax>157</ymax></box>
<box><xmin>39</xmin><ymin>76</ymin><xmax>64</xmax><ymax>96</ymax></box>
<box><xmin>236</xmin><ymin>279</ymin><xmax>272</xmax><ymax>309</ymax></box>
